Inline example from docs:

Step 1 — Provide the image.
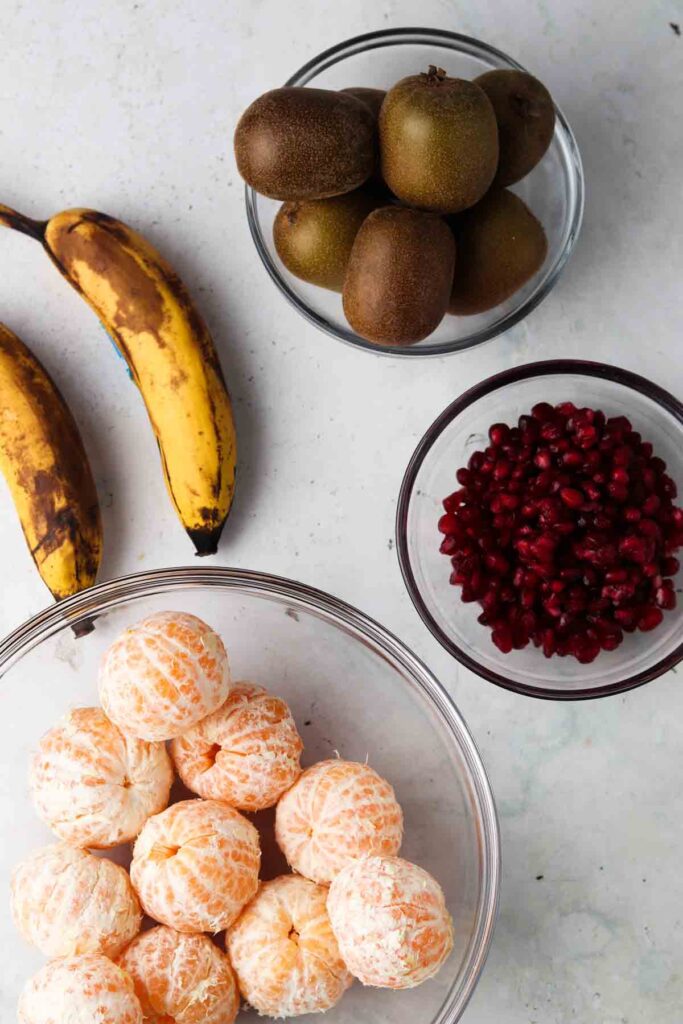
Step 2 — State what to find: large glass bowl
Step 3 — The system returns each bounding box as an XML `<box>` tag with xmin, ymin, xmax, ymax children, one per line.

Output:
<box><xmin>245</xmin><ymin>27</ymin><xmax>584</xmax><ymax>357</ymax></box>
<box><xmin>397</xmin><ymin>361</ymin><xmax>683</xmax><ymax>699</ymax></box>
<box><xmin>0</xmin><ymin>567</ymin><xmax>499</xmax><ymax>1023</ymax></box>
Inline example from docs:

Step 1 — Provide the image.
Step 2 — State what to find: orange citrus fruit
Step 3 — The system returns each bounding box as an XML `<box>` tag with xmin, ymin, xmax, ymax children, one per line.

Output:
<box><xmin>327</xmin><ymin>855</ymin><xmax>454</xmax><ymax>989</ymax></box>
<box><xmin>98</xmin><ymin>611</ymin><xmax>231</xmax><ymax>742</ymax></box>
<box><xmin>275</xmin><ymin>759</ymin><xmax>403</xmax><ymax>884</ymax></box>
<box><xmin>11</xmin><ymin>843</ymin><xmax>141</xmax><ymax>959</ymax></box>
<box><xmin>18</xmin><ymin>954</ymin><xmax>142</xmax><ymax>1024</ymax></box>
<box><xmin>117</xmin><ymin>925</ymin><xmax>239</xmax><ymax>1024</ymax></box>
<box><xmin>227</xmin><ymin>874</ymin><xmax>352</xmax><ymax>1017</ymax></box>
<box><xmin>170</xmin><ymin>682</ymin><xmax>303</xmax><ymax>811</ymax></box>
<box><xmin>130</xmin><ymin>798</ymin><xmax>260</xmax><ymax>933</ymax></box>
<box><xmin>29</xmin><ymin>707</ymin><xmax>173</xmax><ymax>849</ymax></box>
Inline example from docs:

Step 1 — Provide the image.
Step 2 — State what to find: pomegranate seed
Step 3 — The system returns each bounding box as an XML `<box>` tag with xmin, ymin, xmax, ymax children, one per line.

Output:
<box><xmin>656</xmin><ymin>585</ymin><xmax>676</xmax><ymax>610</ymax></box>
<box><xmin>531</xmin><ymin>402</ymin><xmax>556</xmax><ymax>422</ymax></box>
<box><xmin>560</xmin><ymin>487</ymin><xmax>584</xmax><ymax>509</ymax></box>
<box><xmin>639</xmin><ymin>607</ymin><xmax>663</xmax><ymax>631</ymax></box>
<box><xmin>662</xmin><ymin>556</ymin><xmax>680</xmax><ymax>576</ymax></box>
<box><xmin>643</xmin><ymin>494</ymin><xmax>661</xmax><ymax>515</ymax></box>
<box><xmin>438</xmin><ymin>513</ymin><xmax>459</xmax><ymax>535</ymax></box>
<box><xmin>492</xmin><ymin>625</ymin><xmax>513</xmax><ymax>653</ymax></box>
<box><xmin>488</xmin><ymin>423</ymin><xmax>509</xmax><ymax>446</ymax></box>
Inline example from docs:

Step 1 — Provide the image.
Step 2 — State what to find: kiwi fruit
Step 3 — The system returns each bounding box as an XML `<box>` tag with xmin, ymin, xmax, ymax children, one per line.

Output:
<box><xmin>379</xmin><ymin>66</ymin><xmax>499</xmax><ymax>213</ymax></box>
<box><xmin>343</xmin><ymin>206</ymin><xmax>456</xmax><ymax>346</ymax></box>
<box><xmin>448</xmin><ymin>189</ymin><xmax>547</xmax><ymax>315</ymax></box>
<box><xmin>475</xmin><ymin>70</ymin><xmax>555</xmax><ymax>186</ymax></box>
<box><xmin>234</xmin><ymin>87</ymin><xmax>375</xmax><ymax>200</ymax></box>
<box><xmin>273</xmin><ymin>190</ymin><xmax>381</xmax><ymax>291</ymax></box>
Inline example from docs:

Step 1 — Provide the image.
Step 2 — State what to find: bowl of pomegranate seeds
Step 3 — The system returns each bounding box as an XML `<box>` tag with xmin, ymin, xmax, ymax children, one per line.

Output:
<box><xmin>397</xmin><ymin>360</ymin><xmax>683</xmax><ymax>699</ymax></box>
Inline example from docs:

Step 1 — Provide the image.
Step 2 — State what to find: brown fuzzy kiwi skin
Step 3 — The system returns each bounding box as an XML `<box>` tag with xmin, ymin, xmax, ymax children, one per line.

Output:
<box><xmin>341</xmin><ymin>87</ymin><xmax>386</xmax><ymax>119</ymax></box>
<box><xmin>343</xmin><ymin>206</ymin><xmax>456</xmax><ymax>346</ymax></box>
<box><xmin>475</xmin><ymin>70</ymin><xmax>556</xmax><ymax>187</ymax></box>
<box><xmin>379</xmin><ymin>68</ymin><xmax>499</xmax><ymax>214</ymax></box>
<box><xmin>448</xmin><ymin>189</ymin><xmax>547</xmax><ymax>315</ymax></box>
<box><xmin>273</xmin><ymin>190</ymin><xmax>381</xmax><ymax>292</ymax></box>
<box><xmin>234</xmin><ymin>87</ymin><xmax>376</xmax><ymax>200</ymax></box>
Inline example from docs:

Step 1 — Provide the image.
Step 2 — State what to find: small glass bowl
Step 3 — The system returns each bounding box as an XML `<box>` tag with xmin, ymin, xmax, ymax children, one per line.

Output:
<box><xmin>397</xmin><ymin>361</ymin><xmax>683</xmax><ymax>699</ymax></box>
<box><xmin>0</xmin><ymin>566</ymin><xmax>499</xmax><ymax>1024</ymax></box>
<box><xmin>245</xmin><ymin>27</ymin><xmax>584</xmax><ymax>357</ymax></box>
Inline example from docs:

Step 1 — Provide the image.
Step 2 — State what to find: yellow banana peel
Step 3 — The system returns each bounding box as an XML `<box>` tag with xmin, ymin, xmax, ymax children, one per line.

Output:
<box><xmin>0</xmin><ymin>322</ymin><xmax>102</xmax><ymax>601</ymax></box>
<box><xmin>0</xmin><ymin>203</ymin><xmax>237</xmax><ymax>555</ymax></box>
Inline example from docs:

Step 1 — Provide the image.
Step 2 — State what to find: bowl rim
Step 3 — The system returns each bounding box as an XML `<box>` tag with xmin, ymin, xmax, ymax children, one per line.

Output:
<box><xmin>396</xmin><ymin>358</ymin><xmax>683</xmax><ymax>700</ymax></box>
<box><xmin>0</xmin><ymin>564</ymin><xmax>500</xmax><ymax>1024</ymax></box>
<box><xmin>244</xmin><ymin>25</ymin><xmax>585</xmax><ymax>358</ymax></box>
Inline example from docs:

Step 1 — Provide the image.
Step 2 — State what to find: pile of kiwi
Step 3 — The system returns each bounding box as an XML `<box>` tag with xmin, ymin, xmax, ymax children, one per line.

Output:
<box><xmin>234</xmin><ymin>66</ymin><xmax>555</xmax><ymax>347</ymax></box>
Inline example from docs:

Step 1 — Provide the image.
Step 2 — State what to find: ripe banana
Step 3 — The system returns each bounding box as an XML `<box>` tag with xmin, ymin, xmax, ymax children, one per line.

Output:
<box><xmin>0</xmin><ymin>322</ymin><xmax>102</xmax><ymax>601</ymax></box>
<box><xmin>0</xmin><ymin>204</ymin><xmax>237</xmax><ymax>555</ymax></box>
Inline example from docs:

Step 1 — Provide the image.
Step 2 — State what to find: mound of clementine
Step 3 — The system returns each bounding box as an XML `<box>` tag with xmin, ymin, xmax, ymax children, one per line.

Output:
<box><xmin>18</xmin><ymin>954</ymin><xmax>142</xmax><ymax>1024</ymax></box>
<box><xmin>275</xmin><ymin>759</ymin><xmax>403</xmax><ymax>884</ymax></box>
<box><xmin>117</xmin><ymin>926</ymin><xmax>239</xmax><ymax>1024</ymax></box>
<box><xmin>130</xmin><ymin>799</ymin><xmax>260</xmax><ymax>933</ymax></box>
<box><xmin>171</xmin><ymin>682</ymin><xmax>303</xmax><ymax>811</ymax></box>
<box><xmin>11</xmin><ymin>843</ymin><xmax>141</xmax><ymax>959</ymax></box>
<box><xmin>98</xmin><ymin>611</ymin><xmax>231</xmax><ymax>742</ymax></box>
<box><xmin>29</xmin><ymin>707</ymin><xmax>173</xmax><ymax>848</ymax></box>
<box><xmin>227</xmin><ymin>874</ymin><xmax>352</xmax><ymax>1017</ymax></box>
<box><xmin>327</xmin><ymin>855</ymin><xmax>454</xmax><ymax>989</ymax></box>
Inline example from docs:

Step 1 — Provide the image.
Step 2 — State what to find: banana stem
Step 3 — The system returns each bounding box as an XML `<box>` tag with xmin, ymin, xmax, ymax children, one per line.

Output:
<box><xmin>0</xmin><ymin>204</ymin><xmax>46</xmax><ymax>241</ymax></box>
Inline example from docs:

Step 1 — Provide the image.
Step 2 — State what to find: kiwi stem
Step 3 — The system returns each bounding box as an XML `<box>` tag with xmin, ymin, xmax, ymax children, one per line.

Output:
<box><xmin>423</xmin><ymin>64</ymin><xmax>447</xmax><ymax>84</ymax></box>
<box><xmin>0</xmin><ymin>204</ymin><xmax>46</xmax><ymax>241</ymax></box>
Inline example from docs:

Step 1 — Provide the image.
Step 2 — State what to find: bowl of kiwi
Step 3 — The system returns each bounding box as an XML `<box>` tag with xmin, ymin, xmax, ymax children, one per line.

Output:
<box><xmin>235</xmin><ymin>27</ymin><xmax>584</xmax><ymax>356</ymax></box>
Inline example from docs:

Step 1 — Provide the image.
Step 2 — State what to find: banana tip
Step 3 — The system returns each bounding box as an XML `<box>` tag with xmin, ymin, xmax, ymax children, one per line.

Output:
<box><xmin>188</xmin><ymin>527</ymin><xmax>223</xmax><ymax>557</ymax></box>
<box><xmin>71</xmin><ymin>616</ymin><xmax>96</xmax><ymax>639</ymax></box>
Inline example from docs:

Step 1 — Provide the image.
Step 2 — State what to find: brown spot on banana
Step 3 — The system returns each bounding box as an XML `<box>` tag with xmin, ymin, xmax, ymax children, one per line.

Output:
<box><xmin>0</xmin><ymin>323</ymin><xmax>102</xmax><ymax>601</ymax></box>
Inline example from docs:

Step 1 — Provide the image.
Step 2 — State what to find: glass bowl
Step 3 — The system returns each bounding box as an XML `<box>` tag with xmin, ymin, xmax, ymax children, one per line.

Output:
<box><xmin>245</xmin><ymin>27</ymin><xmax>584</xmax><ymax>357</ymax></box>
<box><xmin>397</xmin><ymin>360</ymin><xmax>683</xmax><ymax>699</ymax></box>
<box><xmin>0</xmin><ymin>566</ymin><xmax>499</xmax><ymax>1023</ymax></box>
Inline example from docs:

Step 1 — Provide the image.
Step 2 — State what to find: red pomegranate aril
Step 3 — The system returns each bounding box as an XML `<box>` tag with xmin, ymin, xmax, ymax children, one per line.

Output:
<box><xmin>534</xmin><ymin>449</ymin><xmax>552</xmax><ymax>470</ymax></box>
<box><xmin>656</xmin><ymin>584</ymin><xmax>677</xmax><ymax>610</ymax></box>
<box><xmin>439</xmin><ymin>536</ymin><xmax>460</xmax><ymax>555</ymax></box>
<box><xmin>661</xmin><ymin>556</ymin><xmax>680</xmax><ymax>576</ymax></box>
<box><xmin>521</xmin><ymin>587</ymin><xmax>536</xmax><ymax>608</ymax></box>
<box><xmin>485</xmin><ymin>551</ymin><xmax>510</xmax><ymax>574</ymax></box>
<box><xmin>623</xmin><ymin>507</ymin><xmax>641</xmax><ymax>523</ymax></box>
<box><xmin>438</xmin><ymin>513</ymin><xmax>460</xmax><ymax>535</ymax></box>
<box><xmin>455</xmin><ymin>467</ymin><xmax>471</xmax><ymax>486</ymax></box>
<box><xmin>611</xmin><ymin>467</ymin><xmax>629</xmax><ymax>485</ymax></box>
<box><xmin>488</xmin><ymin>423</ymin><xmax>510</xmax><ymax>446</ymax></box>
<box><xmin>639</xmin><ymin>607</ymin><xmax>663</xmax><ymax>631</ymax></box>
<box><xmin>531</xmin><ymin>401</ymin><xmax>556</xmax><ymax>422</ymax></box>
<box><xmin>560</xmin><ymin>487</ymin><xmax>584</xmax><ymax>509</ymax></box>
<box><xmin>641</xmin><ymin>494</ymin><xmax>661</xmax><ymax>516</ymax></box>
<box><xmin>492</xmin><ymin>624</ymin><xmax>513</xmax><ymax>654</ymax></box>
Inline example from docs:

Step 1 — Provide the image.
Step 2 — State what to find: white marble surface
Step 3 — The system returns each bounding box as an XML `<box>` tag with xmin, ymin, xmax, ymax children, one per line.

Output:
<box><xmin>1</xmin><ymin>1</ymin><xmax>682</xmax><ymax>1020</ymax></box>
